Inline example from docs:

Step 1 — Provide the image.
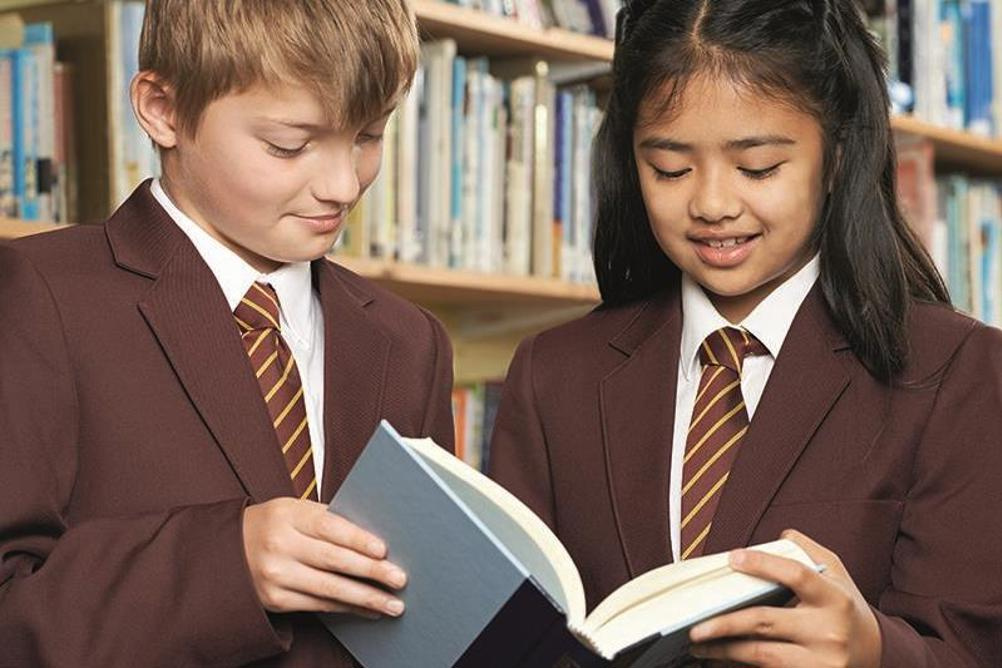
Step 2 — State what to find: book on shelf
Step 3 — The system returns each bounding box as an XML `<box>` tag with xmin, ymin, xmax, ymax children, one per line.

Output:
<box><xmin>445</xmin><ymin>0</ymin><xmax>622</xmax><ymax>39</ymax></box>
<box><xmin>451</xmin><ymin>380</ymin><xmax>504</xmax><ymax>472</ymax></box>
<box><xmin>0</xmin><ymin>10</ymin><xmax>79</xmax><ymax>224</ymax></box>
<box><xmin>332</xmin><ymin>42</ymin><xmax>600</xmax><ymax>286</ymax></box>
<box><xmin>321</xmin><ymin>420</ymin><xmax>818</xmax><ymax>668</ymax></box>
<box><xmin>107</xmin><ymin>0</ymin><xmax>160</xmax><ymax>209</ymax></box>
<box><xmin>866</xmin><ymin>0</ymin><xmax>1001</xmax><ymax>136</ymax></box>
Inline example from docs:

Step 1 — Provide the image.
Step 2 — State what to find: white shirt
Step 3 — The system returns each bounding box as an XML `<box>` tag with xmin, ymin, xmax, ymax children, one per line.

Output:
<box><xmin>151</xmin><ymin>179</ymin><xmax>327</xmax><ymax>490</ymax></box>
<box><xmin>669</xmin><ymin>256</ymin><xmax>820</xmax><ymax>561</ymax></box>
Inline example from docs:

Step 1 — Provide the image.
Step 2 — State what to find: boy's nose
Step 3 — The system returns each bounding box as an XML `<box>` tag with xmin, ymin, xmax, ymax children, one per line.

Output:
<box><xmin>312</xmin><ymin>151</ymin><xmax>361</xmax><ymax>205</ymax></box>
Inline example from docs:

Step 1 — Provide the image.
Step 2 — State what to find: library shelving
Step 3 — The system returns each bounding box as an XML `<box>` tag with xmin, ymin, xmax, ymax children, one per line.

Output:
<box><xmin>5</xmin><ymin>0</ymin><xmax>1002</xmax><ymax>382</ymax></box>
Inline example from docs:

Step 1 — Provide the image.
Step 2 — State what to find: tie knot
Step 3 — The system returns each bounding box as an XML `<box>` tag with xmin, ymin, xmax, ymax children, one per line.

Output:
<box><xmin>699</xmin><ymin>327</ymin><xmax>768</xmax><ymax>374</ymax></box>
<box><xmin>235</xmin><ymin>282</ymin><xmax>281</xmax><ymax>332</ymax></box>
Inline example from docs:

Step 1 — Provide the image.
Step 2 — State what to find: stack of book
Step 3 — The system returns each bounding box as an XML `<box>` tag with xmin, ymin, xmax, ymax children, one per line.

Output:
<box><xmin>443</xmin><ymin>0</ymin><xmax>623</xmax><ymax>39</ymax></box>
<box><xmin>895</xmin><ymin>134</ymin><xmax>1002</xmax><ymax>326</ymax></box>
<box><xmin>0</xmin><ymin>13</ymin><xmax>75</xmax><ymax>223</ymax></box>
<box><xmin>867</xmin><ymin>0</ymin><xmax>1000</xmax><ymax>136</ymax></box>
<box><xmin>338</xmin><ymin>40</ymin><xmax>602</xmax><ymax>285</ymax></box>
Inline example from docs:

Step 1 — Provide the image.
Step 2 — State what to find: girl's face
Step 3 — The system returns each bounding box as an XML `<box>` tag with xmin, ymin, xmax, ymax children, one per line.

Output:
<box><xmin>633</xmin><ymin>73</ymin><xmax>827</xmax><ymax>322</ymax></box>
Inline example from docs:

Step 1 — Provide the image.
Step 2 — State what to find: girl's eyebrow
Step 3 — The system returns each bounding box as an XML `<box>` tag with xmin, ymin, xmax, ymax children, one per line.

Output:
<box><xmin>638</xmin><ymin>135</ymin><xmax>797</xmax><ymax>152</ymax></box>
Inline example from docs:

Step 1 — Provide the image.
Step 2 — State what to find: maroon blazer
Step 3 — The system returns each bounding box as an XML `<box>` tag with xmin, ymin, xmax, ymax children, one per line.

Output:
<box><xmin>489</xmin><ymin>284</ymin><xmax>1002</xmax><ymax>668</ymax></box>
<box><xmin>0</xmin><ymin>183</ymin><xmax>455</xmax><ymax>667</ymax></box>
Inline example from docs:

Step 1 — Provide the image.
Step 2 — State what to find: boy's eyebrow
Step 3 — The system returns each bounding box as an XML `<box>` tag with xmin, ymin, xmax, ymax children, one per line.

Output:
<box><xmin>638</xmin><ymin>135</ymin><xmax>796</xmax><ymax>152</ymax></box>
<box><xmin>257</xmin><ymin>107</ymin><xmax>397</xmax><ymax>132</ymax></box>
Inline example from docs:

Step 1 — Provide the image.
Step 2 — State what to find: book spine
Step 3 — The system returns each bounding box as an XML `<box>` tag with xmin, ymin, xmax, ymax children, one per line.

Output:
<box><xmin>0</xmin><ymin>50</ymin><xmax>14</xmax><ymax>217</ymax></box>
<box><xmin>454</xmin><ymin>578</ymin><xmax>569</xmax><ymax>668</ymax></box>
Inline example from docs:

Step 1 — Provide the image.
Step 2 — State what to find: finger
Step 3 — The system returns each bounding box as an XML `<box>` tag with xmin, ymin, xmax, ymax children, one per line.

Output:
<box><xmin>728</xmin><ymin>549</ymin><xmax>831</xmax><ymax>606</ymax></box>
<box><xmin>691</xmin><ymin>638</ymin><xmax>812</xmax><ymax>668</ymax></box>
<box><xmin>780</xmin><ymin>529</ymin><xmax>848</xmax><ymax>579</ymax></box>
<box><xmin>263</xmin><ymin>587</ymin><xmax>383</xmax><ymax>618</ymax></box>
<box><xmin>300</xmin><ymin>507</ymin><xmax>388</xmax><ymax>559</ymax></box>
<box><xmin>300</xmin><ymin>537</ymin><xmax>408</xmax><ymax>590</ymax></box>
<box><xmin>285</xmin><ymin>561</ymin><xmax>406</xmax><ymax>617</ymax></box>
<box><xmin>690</xmin><ymin>605</ymin><xmax>811</xmax><ymax>646</ymax></box>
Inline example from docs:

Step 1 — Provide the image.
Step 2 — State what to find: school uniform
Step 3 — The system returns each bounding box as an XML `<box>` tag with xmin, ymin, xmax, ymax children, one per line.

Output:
<box><xmin>0</xmin><ymin>180</ymin><xmax>455</xmax><ymax>667</ymax></box>
<box><xmin>489</xmin><ymin>263</ymin><xmax>1002</xmax><ymax>667</ymax></box>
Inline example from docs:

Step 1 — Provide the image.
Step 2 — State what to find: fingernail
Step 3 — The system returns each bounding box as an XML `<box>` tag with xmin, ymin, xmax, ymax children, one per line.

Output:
<box><xmin>385</xmin><ymin>599</ymin><xmax>405</xmax><ymax>616</ymax></box>
<box><xmin>368</xmin><ymin>540</ymin><xmax>386</xmax><ymax>556</ymax></box>
<box><xmin>730</xmin><ymin>549</ymin><xmax>747</xmax><ymax>566</ymax></box>
<box><xmin>388</xmin><ymin>568</ymin><xmax>407</xmax><ymax>588</ymax></box>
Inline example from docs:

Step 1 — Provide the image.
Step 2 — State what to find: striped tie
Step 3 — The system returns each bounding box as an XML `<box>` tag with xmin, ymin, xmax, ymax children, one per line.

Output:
<box><xmin>234</xmin><ymin>282</ymin><xmax>318</xmax><ymax>501</ymax></box>
<box><xmin>680</xmin><ymin>327</ymin><xmax>768</xmax><ymax>559</ymax></box>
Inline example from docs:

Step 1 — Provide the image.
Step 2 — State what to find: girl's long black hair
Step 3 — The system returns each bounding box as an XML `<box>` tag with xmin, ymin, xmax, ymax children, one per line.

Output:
<box><xmin>593</xmin><ymin>0</ymin><xmax>950</xmax><ymax>382</ymax></box>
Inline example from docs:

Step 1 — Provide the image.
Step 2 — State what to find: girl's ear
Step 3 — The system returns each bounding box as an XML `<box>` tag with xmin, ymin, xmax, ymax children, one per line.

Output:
<box><xmin>131</xmin><ymin>70</ymin><xmax>180</xmax><ymax>150</ymax></box>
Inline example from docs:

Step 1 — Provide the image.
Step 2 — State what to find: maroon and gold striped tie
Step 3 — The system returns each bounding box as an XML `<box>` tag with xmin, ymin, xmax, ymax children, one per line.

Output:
<box><xmin>234</xmin><ymin>282</ymin><xmax>318</xmax><ymax>501</ymax></box>
<box><xmin>680</xmin><ymin>326</ymin><xmax>767</xmax><ymax>559</ymax></box>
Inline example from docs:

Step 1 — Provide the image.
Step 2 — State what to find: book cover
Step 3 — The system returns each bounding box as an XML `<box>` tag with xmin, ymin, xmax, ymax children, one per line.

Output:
<box><xmin>321</xmin><ymin>421</ymin><xmax>816</xmax><ymax>668</ymax></box>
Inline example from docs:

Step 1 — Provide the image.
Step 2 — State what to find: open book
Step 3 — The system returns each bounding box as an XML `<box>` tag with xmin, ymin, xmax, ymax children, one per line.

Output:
<box><xmin>321</xmin><ymin>421</ymin><xmax>817</xmax><ymax>668</ymax></box>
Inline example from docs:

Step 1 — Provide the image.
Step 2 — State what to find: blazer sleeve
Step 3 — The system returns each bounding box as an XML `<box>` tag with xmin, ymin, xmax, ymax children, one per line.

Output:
<box><xmin>0</xmin><ymin>246</ymin><xmax>288</xmax><ymax>667</ymax></box>
<box><xmin>487</xmin><ymin>335</ymin><xmax>557</xmax><ymax>529</ymax></box>
<box><xmin>874</xmin><ymin>323</ymin><xmax>1002</xmax><ymax>668</ymax></box>
<box><xmin>419</xmin><ymin>309</ymin><xmax>456</xmax><ymax>455</ymax></box>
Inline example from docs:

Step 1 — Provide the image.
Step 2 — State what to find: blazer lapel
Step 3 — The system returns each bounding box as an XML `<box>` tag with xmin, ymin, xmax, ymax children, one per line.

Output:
<box><xmin>703</xmin><ymin>286</ymin><xmax>852</xmax><ymax>554</ymax></box>
<box><xmin>599</xmin><ymin>289</ymin><xmax>682</xmax><ymax>578</ymax></box>
<box><xmin>109</xmin><ymin>182</ymin><xmax>294</xmax><ymax>502</ymax></box>
<box><xmin>314</xmin><ymin>260</ymin><xmax>391</xmax><ymax>503</ymax></box>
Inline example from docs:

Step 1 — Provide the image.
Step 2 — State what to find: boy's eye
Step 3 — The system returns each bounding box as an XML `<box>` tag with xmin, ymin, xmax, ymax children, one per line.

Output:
<box><xmin>266</xmin><ymin>142</ymin><xmax>308</xmax><ymax>158</ymax></box>
<box><xmin>357</xmin><ymin>132</ymin><xmax>384</xmax><ymax>145</ymax></box>
<box><xmin>652</xmin><ymin>166</ymin><xmax>691</xmax><ymax>180</ymax></box>
<box><xmin>739</xmin><ymin>162</ymin><xmax>784</xmax><ymax>180</ymax></box>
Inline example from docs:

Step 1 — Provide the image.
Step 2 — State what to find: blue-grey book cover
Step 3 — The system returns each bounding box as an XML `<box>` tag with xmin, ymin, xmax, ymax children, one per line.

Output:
<box><xmin>319</xmin><ymin>421</ymin><xmax>577</xmax><ymax>667</ymax></box>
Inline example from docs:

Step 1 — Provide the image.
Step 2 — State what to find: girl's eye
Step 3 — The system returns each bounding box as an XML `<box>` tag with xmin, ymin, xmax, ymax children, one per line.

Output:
<box><xmin>266</xmin><ymin>142</ymin><xmax>308</xmax><ymax>158</ymax></box>
<box><xmin>739</xmin><ymin>163</ymin><xmax>784</xmax><ymax>180</ymax></box>
<box><xmin>652</xmin><ymin>166</ymin><xmax>691</xmax><ymax>180</ymax></box>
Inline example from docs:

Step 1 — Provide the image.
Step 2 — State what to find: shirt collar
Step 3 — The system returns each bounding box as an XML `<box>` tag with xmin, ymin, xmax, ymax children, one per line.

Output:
<box><xmin>680</xmin><ymin>255</ymin><xmax>820</xmax><ymax>381</ymax></box>
<box><xmin>150</xmin><ymin>179</ymin><xmax>316</xmax><ymax>346</ymax></box>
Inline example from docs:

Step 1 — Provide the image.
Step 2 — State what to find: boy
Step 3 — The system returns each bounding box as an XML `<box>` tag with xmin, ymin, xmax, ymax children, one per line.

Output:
<box><xmin>0</xmin><ymin>1</ymin><xmax>454</xmax><ymax>666</ymax></box>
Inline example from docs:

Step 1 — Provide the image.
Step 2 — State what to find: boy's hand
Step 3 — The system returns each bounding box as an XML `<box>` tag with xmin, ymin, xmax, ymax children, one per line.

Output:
<box><xmin>242</xmin><ymin>498</ymin><xmax>407</xmax><ymax>618</ymax></box>
<box><xmin>687</xmin><ymin>530</ymin><xmax>882</xmax><ymax>668</ymax></box>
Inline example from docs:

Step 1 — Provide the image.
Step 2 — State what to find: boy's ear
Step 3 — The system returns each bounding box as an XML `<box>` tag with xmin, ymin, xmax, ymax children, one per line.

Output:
<box><xmin>131</xmin><ymin>70</ymin><xmax>180</xmax><ymax>149</ymax></box>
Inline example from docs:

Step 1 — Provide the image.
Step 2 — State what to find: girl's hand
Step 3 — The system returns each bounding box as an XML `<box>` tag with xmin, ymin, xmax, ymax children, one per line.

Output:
<box><xmin>688</xmin><ymin>529</ymin><xmax>882</xmax><ymax>668</ymax></box>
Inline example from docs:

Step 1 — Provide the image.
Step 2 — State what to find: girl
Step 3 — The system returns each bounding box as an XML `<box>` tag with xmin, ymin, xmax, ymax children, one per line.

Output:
<box><xmin>488</xmin><ymin>1</ymin><xmax>1002</xmax><ymax>666</ymax></box>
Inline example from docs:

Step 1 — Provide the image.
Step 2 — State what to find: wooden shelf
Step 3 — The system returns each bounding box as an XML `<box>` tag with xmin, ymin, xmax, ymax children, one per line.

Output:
<box><xmin>892</xmin><ymin>115</ymin><xmax>1002</xmax><ymax>173</ymax></box>
<box><xmin>413</xmin><ymin>0</ymin><xmax>613</xmax><ymax>62</ymax></box>
<box><xmin>332</xmin><ymin>255</ymin><xmax>600</xmax><ymax>308</ymax></box>
<box><xmin>0</xmin><ymin>218</ymin><xmax>65</xmax><ymax>238</ymax></box>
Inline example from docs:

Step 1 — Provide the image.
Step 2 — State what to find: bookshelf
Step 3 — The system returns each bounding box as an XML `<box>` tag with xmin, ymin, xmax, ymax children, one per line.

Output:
<box><xmin>4</xmin><ymin>0</ymin><xmax>1002</xmax><ymax>383</ymax></box>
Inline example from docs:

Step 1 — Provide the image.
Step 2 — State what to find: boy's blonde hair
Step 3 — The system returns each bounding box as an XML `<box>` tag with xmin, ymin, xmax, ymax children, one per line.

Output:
<box><xmin>139</xmin><ymin>0</ymin><xmax>419</xmax><ymax>136</ymax></box>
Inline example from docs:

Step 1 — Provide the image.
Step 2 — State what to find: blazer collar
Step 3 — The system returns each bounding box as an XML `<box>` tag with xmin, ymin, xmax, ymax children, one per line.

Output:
<box><xmin>600</xmin><ymin>283</ymin><xmax>850</xmax><ymax>577</ymax></box>
<box><xmin>109</xmin><ymin>182</ymin><xmax>389</xmax><ymax>503</ymax></box>
<box><xmin>313</xmin><ymin>259</ymin><xmax>390</xmax><ymax>502</ymax></box>
<box><xmin>600</xmin><ymin>287</ymin><xmax>683</xmax><ymax>577</ymax></box>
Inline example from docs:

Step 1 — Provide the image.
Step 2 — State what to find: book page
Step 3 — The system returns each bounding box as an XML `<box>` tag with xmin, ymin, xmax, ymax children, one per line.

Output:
<box><xmin>402</xmin><ymin>437</ymin><xmax>587</xmax><ymax>625</ymax></box>
<box><xmin>583</xmin><ymin>539</ymin><xmax>814</xmax><ymax>656</ymax></box>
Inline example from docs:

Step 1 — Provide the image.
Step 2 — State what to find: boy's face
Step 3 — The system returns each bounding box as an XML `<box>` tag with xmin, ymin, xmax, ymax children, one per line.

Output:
<box><xmin>161</xmin><ymin>81</ymin><xmax>390</xmax><ymax>273</ymax></box>
<box><xmin>633</xmin><ymin>73</ymin><xmax>826</xmax><ymax>323</ymax></box>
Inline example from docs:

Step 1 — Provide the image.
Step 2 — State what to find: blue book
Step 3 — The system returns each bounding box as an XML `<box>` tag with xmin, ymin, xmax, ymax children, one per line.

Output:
<box><xmin>943</xmin><ymin>0</ymin><xmax>967</xmax><ymax>129</ymax></box>
<box><xmin>449</xmin><ymin>56</ymin><xmax>467</xmax><ymax>268</ymax></box>
<box><xmin>0</xmin><ymin>49</ymin><xmax>15</xmax><ymax>217</ymax></box>
<box><xmin>10</xmin><ymin>46</ymin><xmax>39</xmax><ymax>220</ymax></box>
<box><xmin>964</xmin><ymin>0</ymin><xmax>993</xmax><ymax>134</ymax></box>
<box><xmin>321</xmin><ymin>421</ymin><xmax>817</xmax><ymax>668</ymax></box>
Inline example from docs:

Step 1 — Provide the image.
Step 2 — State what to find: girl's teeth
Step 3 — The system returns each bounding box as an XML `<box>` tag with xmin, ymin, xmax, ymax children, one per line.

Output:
<box><xmin>707</xmin><ymin>237</ymin><xmax>748</xmax><ymax>248</ymax></box>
